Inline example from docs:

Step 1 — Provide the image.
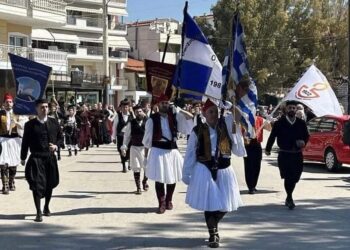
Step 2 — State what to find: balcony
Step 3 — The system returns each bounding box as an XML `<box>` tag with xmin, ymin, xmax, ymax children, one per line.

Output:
<box><xmin>50</xmin><ymin>71</ymin><xmax>105</xmax><ymax>88</ymax></box>
<box><xmin>0</xmin><ymin>0</ymin><xmax>66</xmax><ymax>27</ymax></box>
<box><xmin>110</xmin><ymin>77</ymin><xmax>128</xmax><ymax>90</ymax></box>
<box><xmin>0</xmin><ymin>0</ymin><xmax>27</xmax><ymax>8</ymax></box>
<box><xmin>66</xmin><ymin>15</ymin><xmax>103</xmax><ymax>31</ymax></box>
<box><xmin>0</xmin><ymin>44</ymin><xmax>67</xmax><ymax>72</ymax></box>
<box><xmin>110</xmin><ymin>0</ymin><xmax>127</xmax><ymax>8</ymax></box>
<box><xmin>67</xmin><ymin>45</ymin><xmax>128</xmax><ymax>62</ymax></box>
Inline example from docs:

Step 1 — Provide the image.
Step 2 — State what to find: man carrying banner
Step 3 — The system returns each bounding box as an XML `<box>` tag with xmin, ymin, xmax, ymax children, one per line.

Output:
<box><xmin>142</xmin><ymin>94</ymin><xmax>192</xmax><ymax>214</ymax></box>
<box><xmin>182</xmin><ymin>99</ymin><xmax>245</xmax><ymax>248</ymax></box>
<box><xmin>21</xmin><ymin>99</ymin><xmax>63</xmax><ymax>222</ymax></box>
<box><xmin>0</xmin><ymin>93</ymin><xmax>22</xmax><ymax>194</ymax></box>
<box><xmin>265</xmin><ymin>100</ymin><xmax>309</xmax><ymax>210</ymax></box>
<box><xmin>121</xmin><ymin>105</ymin><xmax>149</xmax><ymax>194</ymax></box>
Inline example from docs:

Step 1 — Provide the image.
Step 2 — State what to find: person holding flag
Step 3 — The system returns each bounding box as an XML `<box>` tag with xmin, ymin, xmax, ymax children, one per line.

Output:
<box><xmin>178</xmin><ymin>3</ymin><xmax>246</xmax><ymax>248</ymax></box>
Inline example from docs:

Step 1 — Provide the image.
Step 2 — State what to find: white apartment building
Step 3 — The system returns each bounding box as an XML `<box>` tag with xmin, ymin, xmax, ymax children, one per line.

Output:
<box><xmin>127</xmin><ymin>18</ymin><xmax>181</xmax><ymax>65</ymax></box>
<box><xmin>0</xmin><ymin>0</ymin><xmax>67</xmax><ymax>97</ymax></box>
<box><xmin>31</xmin><ymin>0</ymin><xmax>130</xmax><ymax>106</ymax></box>
<box><xmin>125</xmin><ymin>18</ymin><xmax>181</xmax><ymax>103</ymax></box>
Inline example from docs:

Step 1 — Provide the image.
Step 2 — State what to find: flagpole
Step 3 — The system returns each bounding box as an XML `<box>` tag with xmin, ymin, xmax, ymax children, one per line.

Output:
<box><xmin>174</xmin><ymin>1</ymin><xmax>188</xmax><ymax>102</ymax></box>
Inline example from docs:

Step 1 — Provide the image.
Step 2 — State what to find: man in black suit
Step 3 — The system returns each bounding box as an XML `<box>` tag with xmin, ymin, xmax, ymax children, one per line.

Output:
<box><xmin>21</xmin><ymin>99</ymin><xmax>63</xmax><ymax>222</ymax></box>
<box><xmin>265</xmin><ymin>100</ymin><xmax>309</xmax><ymax>210</ymax></box>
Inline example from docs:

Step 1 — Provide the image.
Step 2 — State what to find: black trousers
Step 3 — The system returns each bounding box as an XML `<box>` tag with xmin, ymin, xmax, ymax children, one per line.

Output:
<box><xmin>243</xmin><ymin>142</ymin><xmax>262</xmax><ymax>190</ymax></box>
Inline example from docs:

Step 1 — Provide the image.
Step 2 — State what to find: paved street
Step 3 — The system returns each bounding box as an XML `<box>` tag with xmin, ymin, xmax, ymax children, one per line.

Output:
<box><xmin>1</xmin><ymin>137</ymin><xmax>350</xmax><ymax>250</ymax></box>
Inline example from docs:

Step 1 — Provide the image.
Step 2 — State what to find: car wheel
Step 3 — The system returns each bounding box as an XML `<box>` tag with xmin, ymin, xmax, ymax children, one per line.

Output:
<box><xmin>324</xmin><ymin>149</ymin><xmax>342</xmax><ymax>172</ymax></box>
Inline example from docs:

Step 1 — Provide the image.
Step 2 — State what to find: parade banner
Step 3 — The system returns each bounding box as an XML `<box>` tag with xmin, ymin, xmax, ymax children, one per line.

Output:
<box><xmin>8</xmin><ymin>53</ymin><xmax>52</xmax><ymax>115</ymax></box>
<box><xmin>145</xmin><ymin>59</ymin><xmax>176</xmax><ymax>104</ymax></box>
<box><xmin>283</xmin><ymin>64</ymin><xmax>342</xmax><ymax>117</ymax></box>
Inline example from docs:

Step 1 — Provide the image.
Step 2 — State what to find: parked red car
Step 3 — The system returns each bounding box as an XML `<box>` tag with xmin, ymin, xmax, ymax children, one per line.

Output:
<box><xmin>303</xmin><ymin>115</ymin><xmax>350</xmax><ymax>171</ymax></box>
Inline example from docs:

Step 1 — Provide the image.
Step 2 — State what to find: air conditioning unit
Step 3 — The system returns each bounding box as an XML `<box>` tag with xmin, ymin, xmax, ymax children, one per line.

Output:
<box><xmin>48</xmin><ymin>46</ymin><xmax>58</xmax><ymax>51</ymax></box>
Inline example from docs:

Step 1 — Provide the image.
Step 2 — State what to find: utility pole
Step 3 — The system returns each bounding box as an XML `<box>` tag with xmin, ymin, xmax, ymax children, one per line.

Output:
<box><xmin>103</xmin><ymin>0</ymin><xmax>110</xmax><ymax>105</ymax></box>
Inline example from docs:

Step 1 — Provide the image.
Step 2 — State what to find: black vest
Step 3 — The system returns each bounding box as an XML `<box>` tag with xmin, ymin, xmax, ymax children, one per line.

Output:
<box><xmin>130</xmin><ymin>118</ymin><xmax>147</xmax><ymax>146</ymax></box>
<box><xmin>117</xmin><ymin>112</ymin><xmax>132</xmax><ymax>137</ymax></box>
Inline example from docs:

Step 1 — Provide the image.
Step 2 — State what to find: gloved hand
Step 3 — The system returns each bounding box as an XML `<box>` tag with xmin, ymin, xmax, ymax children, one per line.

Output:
<box><xmin>182</xmin><ymin>174</ymin><xmax>191</xmax><ymax>185</ymax></box>
<box><xmin>21</xmin><ymin>160</ymin><xmax>26</xmax><ymax>166</ymax></box>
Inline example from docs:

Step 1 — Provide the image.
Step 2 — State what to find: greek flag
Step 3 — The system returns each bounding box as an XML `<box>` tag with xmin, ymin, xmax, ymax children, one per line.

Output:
<box><xmin>231</xmin><ymin>14</ymin><xmax>257</xmax><ymax>138</ymax></box>
<box><xmin>175</xmin><ymin>9</ymin><xmax>223</xmax><ymax>100</ymax></box>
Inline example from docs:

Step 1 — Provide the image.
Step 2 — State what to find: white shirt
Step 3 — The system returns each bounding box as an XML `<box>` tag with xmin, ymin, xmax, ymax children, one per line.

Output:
<box><xmin>6</xmin><ymin>110</ymin><xmax>12</xmax><ymax>131</ymax></box>
<box><xmin>37</xmin><ymin>116</ymin><xmax>48</xmax><ymax>124</ymax></box>
<box><xmin>112</xmin><ymin>112</ymin><xmax>130</xmax><ymax>139</ymax></box>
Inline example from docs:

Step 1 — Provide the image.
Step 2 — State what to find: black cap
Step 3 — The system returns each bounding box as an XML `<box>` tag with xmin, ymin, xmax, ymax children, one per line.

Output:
<box><xmin>35</xmin><ymin>99</ymin><xmax>49</xmax><ymax>106</ymax></box>
<box><xmin>120</xmin><ymin>99</ymin><xmax>130</xmax><ymax>106</ymax></box>
<box><xmin>286</xmin><ymin>100</ymin><xmax>298</xmax><ymax>106</ymax></box>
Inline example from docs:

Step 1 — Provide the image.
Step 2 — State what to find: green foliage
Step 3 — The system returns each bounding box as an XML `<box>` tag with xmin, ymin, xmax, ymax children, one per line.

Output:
<box><xmin>196</xmin><ymin>0</ymin><xmax>348</xmax><ymax>99</ymax></box>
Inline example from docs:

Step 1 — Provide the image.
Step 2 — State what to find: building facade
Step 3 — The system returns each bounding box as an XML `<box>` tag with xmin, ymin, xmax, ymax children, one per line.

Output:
<box><xmin>127</xmin><ymin>18</ymin><xmax>181</xmax><ymax>65</ymax></box>
<box><xmin>31</xmin><ymin>0</ymin><xmax>130</xmax><ymax>107</ymax></box>
<box><xmin>0</xmin><ymin>0</ymin><xmax>67</xmax><ymax>98</ymax></box>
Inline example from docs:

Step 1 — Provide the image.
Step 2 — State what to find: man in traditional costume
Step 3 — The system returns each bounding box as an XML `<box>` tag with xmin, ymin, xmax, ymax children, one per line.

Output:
<box><xmin>121</xmin><ymin>105</ymin><xmax>149</xmax><ymax>194</ymax></box>
<box><xmin>142</xmin><ymin>94</ymin><xmax>192</xmax><ymax>214</ymax></box>
<box><xmin>112</xmin><ymin>99</ymin><xmax>132</xmax><ymax>173</ymax></box>
<box><xmin>182</xmin><ymin>99</ymin><xmax>246</xmax><ymax>248</ymax></box>
<box><xmin>77</xmin><ymin>104</ymin><xmax>91</xmax><ymax>151</ymax></box>
<box><xmin>63</xmin><ymin>105</ymin><xmax>79</xmax><ymax>156</ymax></box>
<box><xmin>0</xmin><ymin>93</ymin><xmax>22</xmax><ymax>194</ymax></box>
<box><xmin>265</xmin><ymin>100</ymin><xmax>309</xmax><ymax>210</ymax></box>
<box><xmin>21</xmin><ymin>99</ymin><xmax>63</xmax><ymax>222</ymax></box>
<box><xmin>48</xmin><ymin>101</ymin><xmax>65</xmax><ymax>160</ymax></box>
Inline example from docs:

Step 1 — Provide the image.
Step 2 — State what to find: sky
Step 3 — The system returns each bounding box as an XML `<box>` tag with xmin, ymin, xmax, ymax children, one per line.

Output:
<box><xmin>126</xmin><ymin>0</ymin><xmax>217</xmax><ymax>22</ymax></box>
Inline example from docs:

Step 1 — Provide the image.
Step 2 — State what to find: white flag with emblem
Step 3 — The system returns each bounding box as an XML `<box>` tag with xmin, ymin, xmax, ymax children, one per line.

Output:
<box><xmin>283</xmin><ymin>65</ymin><xmax>342</xmax><ymax>117</ymax></box>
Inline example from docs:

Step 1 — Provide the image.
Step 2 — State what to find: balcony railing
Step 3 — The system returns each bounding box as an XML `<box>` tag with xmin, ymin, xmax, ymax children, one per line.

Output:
<box><xmin>32</xmin><ymin>48</ymin><xmax>67</xmax><ymax>65</ymax></box>
<box><xmin>0</xmin><ymin>44</ymin><xmax>67</xmax><ymax>69</ymax></box>
<box><xmin>0</xmin><ymin>44</ymin><xmax>29</xmax><ymax>61</ymax></box>
<box><xmin>31</xmin><ymin>0</ymin><xmax>66</xmax><ymax>13</ymax></box>
<box><xmin>79</xmin><ymin>45</ymin><xmax>103</xmax><ymax>56</ymax></box>
<box><xmin>0</xmin><ymin>0</ymin><xmax>27</xmax><ymax>8</ymax></box>
<box><xmin>110</xmin><ymin>50</ymin><xmax>128</xmax><ymax>59</ymax></box>
<box><xmin>108</xmin><ymin>22</ymin><xmax>127</xmax><ymax>31</ymax></box>
<box><xmin>51</xmin><ymin>71</ymin><xmax>105</xmax><ymax>86</ymax></box>
<box><xmin>67</xmin><ymin>15</ymin><xmax>103</xmax><ymax>28</ymax></box>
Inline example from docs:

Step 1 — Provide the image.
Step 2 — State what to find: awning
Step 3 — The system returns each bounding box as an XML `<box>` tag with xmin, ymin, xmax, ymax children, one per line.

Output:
<box><xmin>66</xmin><ymin>6</ymin><xmax>103</xmax><ymax>14</ymax></box>
<box><xmin>32</xmin><ymin>29</ymin><xmax>80</xmax><ymax>44</ymax></box>
<box><xmin>108</xmin><ymin>7</ymin><xmax>128</xmax><ymax>16</ymax></box>
<box><xmin>109</xmin><ymin>36</ymin><xmax>130</xmax><ymax>49</ymax></box>
<box><xmin>77</xmin><ymin>33</ymin><xmax>102</xmax><ymax>43</ymax></box>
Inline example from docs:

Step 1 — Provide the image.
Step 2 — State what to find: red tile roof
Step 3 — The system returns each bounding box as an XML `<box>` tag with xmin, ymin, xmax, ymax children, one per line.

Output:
<box><xmin>125</xmin><ymin>58</ymin><xmax>145</xmax><ymax>72</ymax></box>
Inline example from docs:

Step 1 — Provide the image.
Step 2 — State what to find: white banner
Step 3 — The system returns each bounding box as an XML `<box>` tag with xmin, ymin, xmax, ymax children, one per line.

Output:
<box><xmin>283</xmin><ymin>65</ymin><xmax>343</xmax><ymax>117</ymax></box>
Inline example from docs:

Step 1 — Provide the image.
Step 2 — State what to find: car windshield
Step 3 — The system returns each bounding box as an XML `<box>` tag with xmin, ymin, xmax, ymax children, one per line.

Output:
<box><xmin>343</xmin><ymin>120</ymin><xmax>350</xmax><ymax>145</ymax></box>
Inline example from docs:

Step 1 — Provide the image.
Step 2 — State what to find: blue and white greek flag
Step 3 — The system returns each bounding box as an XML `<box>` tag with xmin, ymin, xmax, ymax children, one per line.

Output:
<box><xmin>176</xmin><ymin>10</ymin><xmax>223</xmax><ymax>100</ymax></box>
<box><xmin>231</xmin><ymin>14</ymin><xmax>258</xmax><ymax>138</ymax></box>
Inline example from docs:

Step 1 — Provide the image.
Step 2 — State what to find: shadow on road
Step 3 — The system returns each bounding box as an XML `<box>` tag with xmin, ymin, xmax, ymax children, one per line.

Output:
<box><xmin>1</xmin><ymin>197</ymin><xmax>350</xmax><ymax>249</ymax></box>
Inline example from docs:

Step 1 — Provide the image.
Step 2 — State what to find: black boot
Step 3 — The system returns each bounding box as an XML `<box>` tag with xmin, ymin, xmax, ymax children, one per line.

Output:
<box><xmin>155</xmin><ymin>182</ymin><xmax>166</xmax><ymax>214</ymax></box>
<box><xmin>208</xmin><ymin>228</ymin><xmax>220</xmax><ymax>248</ymax></box>
<box><xmin>142</xmin><ymin>174</ymin><xmax>149</xmax><ymax>191</ymax></box>
<box><xmin>1</xmin><ymin>167</ymin><xmax>9</xmax><ymax>195</ymax></box>
<box><xmin>9</xmin><ymin>167</ymin><xmax>16</xmax><ymax>191</ymax></box>
<box><xmin>165</xmin><ymin>184</ymin><xmax>176</xmax><ymax>210</ymax></box>
<box><xmin>134</xmin><ymin>172</ymin><xmax>142</xmax><ymax>194</ymax></box>
<box><xmin>122</xmin><ymin>163</ymin><xmax>127</xmax><ymax>173</ymax></box>
<box><xmin>57</xmin><ymin>149</ymin><xmax>61</xmax><ymax>161</ymax></box>
<box><xmin>74</xmin><ymin>148</ymin><xmax>78</xmax><ymax>156</ymax></box>
<box><xmin>68</xmin><ymin>149</ymin><xmax>72</xmax><ymax>157</ymax></box>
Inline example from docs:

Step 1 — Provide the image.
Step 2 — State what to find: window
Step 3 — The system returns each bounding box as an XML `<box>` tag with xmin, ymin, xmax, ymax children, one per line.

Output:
<box><xmin>319</xmin><ymin>118</ymin><xmax>337</xmax><ymax>132</ymax></box>
<box><xmin>307</xmin><ymin>117</ymin><xmax>321</xmax><ymax>133</ymax></box>
<box><xmin>9</xmin><ymin>34</ymin><xmax>27</xmax><ymax>47</ymax></box>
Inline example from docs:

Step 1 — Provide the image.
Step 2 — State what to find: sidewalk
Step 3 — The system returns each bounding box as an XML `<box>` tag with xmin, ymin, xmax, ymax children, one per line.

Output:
<box><xmin>0</xmin><ymin>138</ymin><xmax>350</xmax><ymax>249</ymax></box>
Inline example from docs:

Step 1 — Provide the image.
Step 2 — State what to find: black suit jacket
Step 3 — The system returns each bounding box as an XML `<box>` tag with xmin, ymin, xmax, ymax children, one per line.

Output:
<box><xmin>21</xmin><ymin>117</ymin><xmax>63</xmax><ymax>160</ymax></box>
